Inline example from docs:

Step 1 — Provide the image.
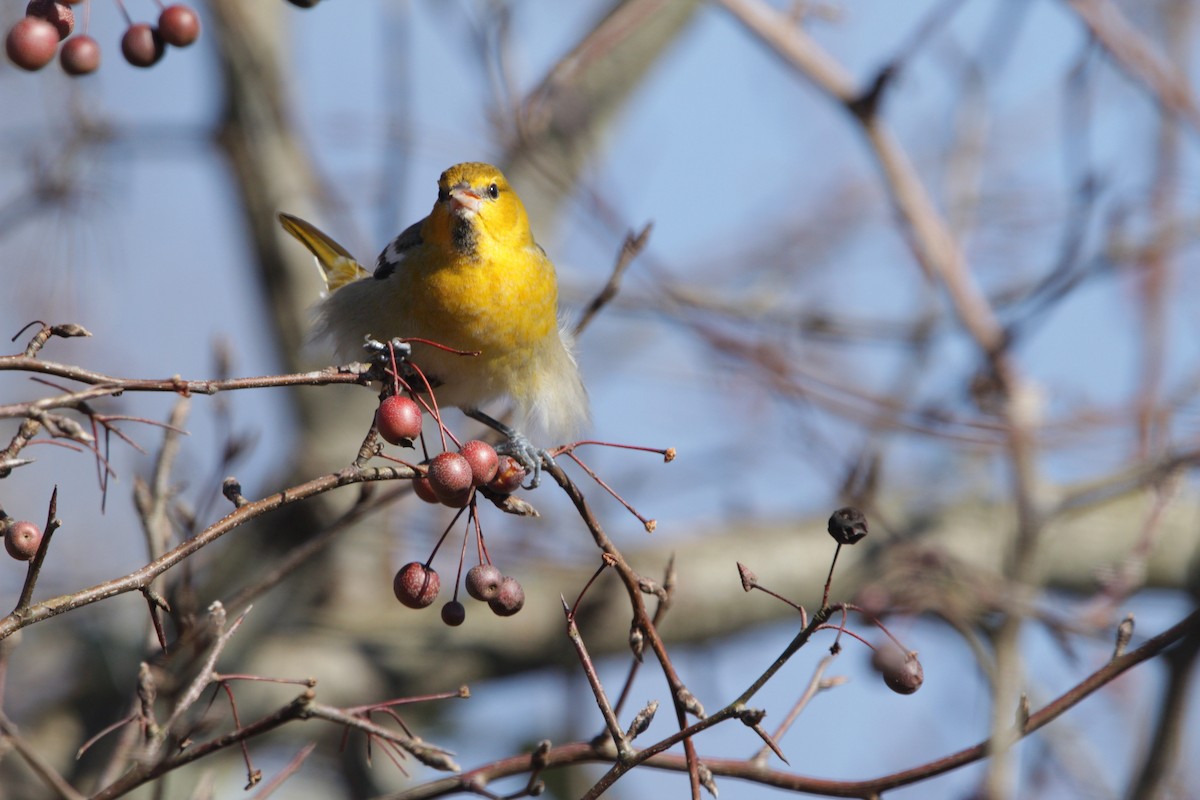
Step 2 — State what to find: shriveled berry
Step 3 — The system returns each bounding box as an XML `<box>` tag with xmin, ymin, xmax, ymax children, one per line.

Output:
<box><xmin>872</xmin><ymin>645</ymin><xmax>924</xmax><ymax>695</ymax></box>
<box><xmin>464</xmin><ymin>563</ymin><xmax>502</xmax><ymax>601</ymax></box>
<box><xmin>5</xmin><ymin>520</ymin><xmax>42</xmax><ymax>561</ymax></box>
<box><xmin>428</xmin><ymin>452</ymin><xmax>473</xmax><ymax>504</ymax></box>
<box><xmin>121</xmin><ymin>23</ymin><xmax>164</xmax><ymax>68</ymax></box>
<box><xmin>375</xmin><ymin>395</ymin><xmax>422</xmax><ymax>444</ymax></box>
<box><xmin>459</xmin><ymin>440</ymin><xmax>499</xmax><ymax>486</ymax></box>
<box><xmin>827</xmin><ymin>506</ymin><xmax>868</xmax><ymax>545</ymax></box>
<box><xmin>157</xmin><ymin>4</ymin><xmax>200</xmax><ymax>47</ymax></box>
<box><xmin>6</xmin><ymin>17</ymin><xmax>58</xmax><ymax>71</ymax></box>
<box><xmin>488</xmin><ymin>576</ymin><xmax>525</xmax><ymax>617</ymax></box>
<box><xmin>440</xmin><ymin>600</ymin><xmax>466</xmax><ymax>626</ymax></box>
<box><xmin>25</xmin><ymin>1</ymin><xmax>73</xmax><ymax>40</ymax></box>
<box><xmin>393</xmin><ymin>562</ymin><xmax>439</xmax><ymax>609</ymax></box>
<box><xmin>485</xmin><ymin>455</ymin><xmax>526</xmax><ymax>494</ymax></box>
<box><xmin>59</xmin><ymin>34</ymin><xmax>99</xmax><ymax>75</ymax></box>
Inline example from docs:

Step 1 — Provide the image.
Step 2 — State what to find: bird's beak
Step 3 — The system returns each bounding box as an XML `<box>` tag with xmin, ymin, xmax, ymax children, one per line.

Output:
<box><xmin>449</xmin><ymin>184</ymin><xmax>482</xmax><ymax>216</ymax></box>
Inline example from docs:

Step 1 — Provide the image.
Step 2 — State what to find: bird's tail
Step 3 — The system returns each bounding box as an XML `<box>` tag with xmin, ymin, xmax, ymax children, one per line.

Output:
<box><xmin>277</xmin><ymin>212</ymin><xmax>371</xmax><ymax>293</ymax></box>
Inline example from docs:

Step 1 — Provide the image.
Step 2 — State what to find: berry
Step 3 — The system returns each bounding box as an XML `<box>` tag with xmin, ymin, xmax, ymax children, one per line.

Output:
<box><xmin>872</xmin><ymin>645</ymin><xmax>924</xmax><ymax>695</ymax></box>
<box><xmin>157</xmin><ymin>4</ymin><xmax>200</xmax><ymax>47</ymax></box>
<box><xmin>440</xmin><ymin>600</ymin><xmax>466</xmax><ymax>626</ymax></box>
<box><xmin>485</xmin><ymin>455</ymin><xmax>526</xmax><ymax>494</ymax></box>
<box><xmin>5</xmin><ymin>521</ymin><xmax>42</xmax><ymax>561</ymax></box>
<box><xmin>375</xmin><ymin>395</ymin><xmax>422</xmax><ymax>444</ymax></box>
<box><xmin>827</xmin><ymin>506</ymin><xmax>868</xmax><ymax>545</ymax></box>
<box><xmin>121</xmin><ymin>23</ymin><xmax>164</xmax><ymax>68</ymax></box>
<box><xmin>25</xmin><ymin>1</ymin><xmax>73</xmax><ymax>40</ymax></box>
<box><xmin>6</xmin><ymin>17</ymin><xmax>58</xmax><ymax>71</ymax></box>
<box><xmin>59</xmin><ymin>34</ymin><xmax>99</xmax><ymax>75</ymax></box>
<box><xmin>427</xmin><ymin>452</ymin><xmax>473</xmax><ymax>505</ymax></box>
<box><xmin>412</xmin><ymin>474</ymin><xmax>439</xmax><ymax>504</ymax></box>
<box><xmin>393</xmin><ymin>562</ymin><xmax>439</xmax><ymax>609</ymax></box>
<box><xmin>459</xmin><ymin>440</ymin><xmax>499</xmax><ymax>486</ymax></box>
<box><xmin>464</xmin><ymin>563</ymin><xmax>502</xmax><ymax>601</ymax></box>
<box><xmin>488</xmin><ymin>576</ymin><xmax>525</xmax><ymax>617</ymax></box>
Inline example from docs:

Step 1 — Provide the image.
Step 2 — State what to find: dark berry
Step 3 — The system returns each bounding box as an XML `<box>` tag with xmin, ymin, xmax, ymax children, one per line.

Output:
<box><xmin>485</xmin><ymin>455</ymin><xmax>526</xmax><ymax>494</ymax></box>
<box><xmin>6</xmin><ymin>17</ymin><xmax>58</xmax><ymax>71</ymax></box>
<box><xmin>459</xmin><ymin>440</ymin><xmax>499</xmax><ymax>486</ymax></box>
<box><xmin>59</xmin><ymin>34</ymin><xmax>99</xmax><ymax>75</ymax></box>
<box><xmin>25</xmin><ymin>1</ymin><xmax>73</xmax><ymax>40</ymax></box>
<box><xmin>488</xmin><ymin>576</ymin><xmax>525</xmax><ymax>617</ymax></box>
<box><xmin>428</xmin><ymin>452</ymin><xmax>473</xmax><ymax>505</ymax></box>
<box><xmin>440</xmin><ymin>600</ymin><xmax>466</xmax><ymax>626</ymax></box>
<box><xmin>157</xmin><ymin>4</ymin><xmax>200</xmax><ymax>47</ymax></box>
<box><xmin>121</xmin><ymin>23</ymin><xmax>164</xmax><ymax>68</ymax></box>
<box><xmin>872</xmin><ymin>645</ymin><xmax>924</xmax><ymax>695</ymax></box>
<box><xmin>5</xmin><ymin>520</ymin><xmax>42</xmax><ymax>561</ymax></box>
<box><xmin>393</xmin><ymin>562</ymin><xmax>439</xmax><ymax>609</ymax></box>
<box><xmin>827</xmin><ymin>506</ymin><xmax>868</xmax><ymax>545</ymax></box>
<box><xmin>464</xmin><ymin>563</ymin><xmax>502</xmax><ymax>601</ymax></box>
<box><xmin>375</xmin><ymin>395</ymin><xmax>422</xmax><ymax>444</ymax></box>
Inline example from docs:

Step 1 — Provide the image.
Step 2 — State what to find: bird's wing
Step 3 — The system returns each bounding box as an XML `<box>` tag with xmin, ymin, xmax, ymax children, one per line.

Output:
<box><xmin>374</xmin><ymin>219</ymin><xmax>426</xmax><ymax>280</ymax></box>
<box><xmin>277</xmin><ymin>213</ymin><xmax>371</xmax><ymax>293</ymax></box>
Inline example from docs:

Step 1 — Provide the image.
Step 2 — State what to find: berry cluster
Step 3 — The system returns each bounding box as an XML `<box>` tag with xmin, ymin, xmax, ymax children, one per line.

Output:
<box><xmin>373</xmin><ymin>387</ymin><xmax>531</xmax><ymax>628</ymax></box>
<box><xmin>5</xmin><ymin>1</ymin><xmax>200</xmax><ymax>75</ymax></box>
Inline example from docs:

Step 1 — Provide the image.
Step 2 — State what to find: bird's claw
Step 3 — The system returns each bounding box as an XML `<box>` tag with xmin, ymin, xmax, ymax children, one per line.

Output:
<box><xmin>496</xmin><ymin>433</ymin><xmax>551</xmax><ymax>489</ymax></box>
<box><xmin>362</xmin><ymin>336</ymin><xmax>412</xmax><ymax>362</ymax></box>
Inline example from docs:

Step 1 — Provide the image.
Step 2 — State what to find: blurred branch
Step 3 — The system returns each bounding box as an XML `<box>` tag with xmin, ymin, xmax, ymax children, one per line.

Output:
<box><xmin>503</xmin><ymin>0</ymin><xmax>703</xmax><ymax>227</ymax></box>
<box><xmin>1064</xmin><ymin>0</ymin><xmax>1200</xmax><ymax>133</ymax></box>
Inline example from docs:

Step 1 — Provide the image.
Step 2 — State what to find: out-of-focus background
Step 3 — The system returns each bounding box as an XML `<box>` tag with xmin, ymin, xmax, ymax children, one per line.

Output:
<box><xmin>1</xmin><ymin>1</ymin><xmax>1198</xmax><ymax>798</ymax></box>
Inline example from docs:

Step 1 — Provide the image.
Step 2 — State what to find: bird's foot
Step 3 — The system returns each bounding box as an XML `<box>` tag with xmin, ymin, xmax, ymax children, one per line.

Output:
<box><xmin>362</xmin><ymin>336</ymin><xmax>412</xmax><ymax>363</ymax></box>
<box><xmin>496</xmin><ymin>433</ymin><xmax>553</xmax><ymax>490</ymax></box>
<box><xmin>465</xmin><ymin>408</ymin><xmax>549</xmax><ymax>488</ymax></box>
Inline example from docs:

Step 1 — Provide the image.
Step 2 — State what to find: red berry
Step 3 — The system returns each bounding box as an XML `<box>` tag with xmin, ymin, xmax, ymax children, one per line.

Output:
<box><xmin>440</xmin><ymin>600</ymin><xmax>466</xmax><ymax>626</ymax></box>
<box><xmin>5</xmin><ymin>520</ymin><xmax>42</xmax><ymax>561</ymax></box>
<box><xmin>488</xmin><ymin>576</ymin><xmax>525</xmax><ymax>617</ymax></box>
<box><xmin>459</xmin><ymin>440</ymin><xmax>499</xmax><ymax>486</ymax></box>
<box><xmin>158</xmin><ymin>4</ymin><xmax>200</xmax><ymax>47</ymax></box>
<box><xmin>6</xmin><ymin>17</ymin><xmax>58</xmax><ymax>71</ymax></box>
<box><xmin>428</xmin><ymin>452</ymin><xmax>473</xmax><ymax>505</ymax></box>
<box><xmin>59</xmin><ymin>34</ymin><xmax>99</xmax><ymax>75</ymax></box>
<box><xmin>25</xmin><ymin>1</ymin><xmax>73</xmax><ymax>40</ymax></box>
<box><xmin>393</xmin><ymin>562</ymin><xmax>439</xmax><ymax>609</ymax></box>
<box><xmin>375</xmin><ymin>395</ymin><xmax>422</xmax><ymax>444</ymax></box>
<box><xmin>412</xmin><ymin>474</ymin><xmax>439</xmax><ymax>504</ymax></box>
<box><xmin>485</xmin><ymin>455</ymin><xmax>526</xmax><ymax>494</ymax></box>
<box><xmin>121</xmin><ymin>23</ymin><xmax>164</xmax><ymax>68</ymax></box>
<box><xmin>464</xmin><ymin>563</ymin><xmax>502</xmax><ymax>601</ymax></box>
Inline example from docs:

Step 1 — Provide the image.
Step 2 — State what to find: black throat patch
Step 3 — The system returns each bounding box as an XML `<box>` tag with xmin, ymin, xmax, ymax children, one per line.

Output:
<box><xmin>452</xmin><ymin>216</ymin><xmax>478</xmax><ymax>253</ymax></box>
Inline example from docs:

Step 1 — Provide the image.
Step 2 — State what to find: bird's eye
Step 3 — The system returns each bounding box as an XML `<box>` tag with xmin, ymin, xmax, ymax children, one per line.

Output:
<box><xmin>487</xmin><ymin>183</ymin><xmax>500</xmax><ymax>199</ymax></box>
<box><xmin>437</xmin><ymin>187</ymin><xmax>450</xmax><ymax>203</ymax></box>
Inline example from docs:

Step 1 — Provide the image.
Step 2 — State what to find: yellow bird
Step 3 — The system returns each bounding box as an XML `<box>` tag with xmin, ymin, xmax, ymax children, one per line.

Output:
<box><xmin>279</xmin><ymin>162</ymin><xmax>588</xmax><ymax>481</ymax></box>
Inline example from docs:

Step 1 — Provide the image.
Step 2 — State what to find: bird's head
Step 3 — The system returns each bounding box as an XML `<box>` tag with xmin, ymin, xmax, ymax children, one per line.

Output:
<box><xmin>428</xmin><ymin>162</ymin><xmax>534</xmax><ymax>254</ymax></box>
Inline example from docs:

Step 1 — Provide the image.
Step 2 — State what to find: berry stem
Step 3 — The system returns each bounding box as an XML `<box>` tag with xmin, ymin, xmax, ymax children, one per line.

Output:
<box><xmin>821</xmin><ymin>543</ymin><xmax>843</xmax><ymax>609</ymax></box>
<box><xmin>425</xmin><ymin>505</ymin><xmax>469</xmax><ymax>566</ymax></box>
